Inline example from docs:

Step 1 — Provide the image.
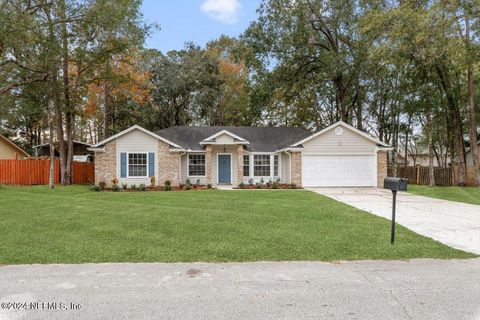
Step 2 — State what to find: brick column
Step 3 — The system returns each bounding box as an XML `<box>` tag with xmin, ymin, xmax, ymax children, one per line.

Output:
<box><xmin>291</xmin><ymin>151</ymin><xmax>302</xmax><ymax>187</ymax></box>
<box><xmin>237</xmin><ymin>145</ymin><xmax>244</xmax><ymax>185</ymax></box>
<box><xmin>205</xmin><ymin>145</ymin><xmax>212</xmax><ymax>185</ymax></box>
<box><xmin>95</xmin><ymin>140</ymin><xmax>116</xmax><ymax>187</ymax></box>
<box><xmin>377</xmin><ymin>151</ymin><xmax>387</xmax><ymax>188</ymax></box>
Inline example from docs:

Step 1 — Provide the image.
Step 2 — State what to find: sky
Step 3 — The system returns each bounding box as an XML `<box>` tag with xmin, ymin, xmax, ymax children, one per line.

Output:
<box><xmin>140</xmin><ymin>0</ymin><xmax>261</xmax><ymax>53</ymax></box>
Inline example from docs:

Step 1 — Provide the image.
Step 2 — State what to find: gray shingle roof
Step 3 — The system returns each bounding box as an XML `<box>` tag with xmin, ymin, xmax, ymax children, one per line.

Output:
<box><xmin>155</xmin><ymin>126</ymin><xmax>312</xmax><ymax>152</ymax></box>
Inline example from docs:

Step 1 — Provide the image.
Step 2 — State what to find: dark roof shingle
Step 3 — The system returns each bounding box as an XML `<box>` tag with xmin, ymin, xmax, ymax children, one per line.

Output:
<box><xmin>156</xmin><ymin>126</ymin><xmax>312</xmax><ymax>152</ymax></box>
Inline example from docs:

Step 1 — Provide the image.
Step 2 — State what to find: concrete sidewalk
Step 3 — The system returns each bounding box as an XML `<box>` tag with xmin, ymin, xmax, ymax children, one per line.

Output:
<box><xmin>1</xmin><ymin>259</ymin><xmax>479</xmax><ymax>320</ymax></box>
<box><xmin>308</xmin><ymin>188</ymin><xmax>480</xmax><ymax>254</ymax></box>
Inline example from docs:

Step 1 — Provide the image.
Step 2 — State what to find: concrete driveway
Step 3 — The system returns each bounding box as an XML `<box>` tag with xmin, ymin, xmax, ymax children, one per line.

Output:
<box><xmin>308</xmin><ymin>188</ymin><xmax>480</xmax><ymax>254</ymax></box>
<box><xmin>1</xmin><ymin>259</ymin><xmax>479</xmax><ymax>320</ymax></box>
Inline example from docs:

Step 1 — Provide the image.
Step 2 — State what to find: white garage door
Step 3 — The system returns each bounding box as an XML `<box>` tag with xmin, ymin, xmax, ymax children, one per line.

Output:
<box><xmin>302</xmin><ymin>154</ymin><xmax>376</xmax><ymax>187</ymax></box>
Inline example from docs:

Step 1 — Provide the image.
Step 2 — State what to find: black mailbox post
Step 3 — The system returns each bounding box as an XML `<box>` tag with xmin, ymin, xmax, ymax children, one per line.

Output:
<box><xmin>384</xmin><ymin>177</ymin><xmax>408</xmax><ymax>244</ymax></box>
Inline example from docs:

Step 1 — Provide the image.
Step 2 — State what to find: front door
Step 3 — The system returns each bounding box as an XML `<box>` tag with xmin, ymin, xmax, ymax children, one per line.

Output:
<box><xmin>218</xmin><ymin>154</ymin><xmax>231</xmax><ymax>184</ymax></box>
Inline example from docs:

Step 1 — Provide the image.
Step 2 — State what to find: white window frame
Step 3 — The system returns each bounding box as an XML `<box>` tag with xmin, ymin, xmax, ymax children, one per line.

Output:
<box><xmin>127</xmin><ymin>152</ymin><xmax>149</xmax><ymax>178</ymax></box>
<box><xmin>273</xmin><ymin>154</ymin><xmax>280</xmax><ymax>177</ymax></box>
<box><xmin>188</xmin><ymin>153</ymin><xmax>206</xmax><ymax>177</ymax></box>
<box><xmin>243</xmin><ymin>154</ymin><xmax>250</xmax><ymax>177</ymax></box>
<box><xmin>253</xmin><ymin>154</ymin><xmax>271</xmax><ymax>177</ymax></box>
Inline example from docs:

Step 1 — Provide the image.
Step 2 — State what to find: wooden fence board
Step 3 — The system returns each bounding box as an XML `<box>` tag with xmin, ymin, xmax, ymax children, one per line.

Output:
<box><xmin>0</xmin><ymin>160</ymin><xmax>93</xmax><ymax>185</ymax></box>
<box><xmin>389</xmin><ymin>165</ymin><xmax>454</xmax><ymax>186</ymax></box>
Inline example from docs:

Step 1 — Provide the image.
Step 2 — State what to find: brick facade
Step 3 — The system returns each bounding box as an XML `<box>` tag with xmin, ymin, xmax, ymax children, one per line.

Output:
<box><xmin>94</xmin><ymin>140</ymin><xmax>116</xmax><ymax>187</ymax></box>
<box><xmin>157</xmin><ymin>141</ymin><xmax>181</xmax><ymax>186</ymax></box>
<box><xmin>205</xmin><ymin>145</ymin><xmax>212</xmax><ymax>185</ymax></box>
<box><xmin>377</xmin><ymin>151</ymin><xmax>388</xmax><ymax>188</ymax></box>
<box><xmin>290</xmin><ymin>151</ymin><xmax>302</xmax><ymax>186</ymax></box>
<box><xmin>236</xmin><ymin>145</ymin><xmax>244</xmax><ymax>185</ymax></box>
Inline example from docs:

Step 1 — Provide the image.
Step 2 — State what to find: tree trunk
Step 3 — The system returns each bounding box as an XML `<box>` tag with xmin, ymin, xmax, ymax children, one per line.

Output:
<box><xmin>48</xmin><ymin>109</ymin><xmax>55</xmax><ymax>190</ymax></box>
<box><xmin>465</xmin><ymin>12</ymin><xmax>479</xmax><ymax>186</ymax></box>
<box><xmin>59</xmin><ymin>0</ymin><xmax>72</xmax><ymax>185</ymax></box>
<box><xmin>427</xmin><ymin>110</ymin><xmax>435</xmax><ymax>187</ymax></box>
<box><xmin>435</xmin><ymin>60</ymin><xmax>467</xmax><ymax>186</ymax></box>
<box><xmin>103</xmin><ymin>81</ymin><xmax>109</xmax><ymax>140</ymax></box>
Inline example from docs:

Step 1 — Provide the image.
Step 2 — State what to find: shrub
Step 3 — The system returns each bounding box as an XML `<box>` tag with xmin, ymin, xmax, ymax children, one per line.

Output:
<box><xmin>111</xmin><ymin>177</ymin><xmax>118</xmax><ymax>186</ymax></box>
<box><xmin>266</xmin><ymin>179</ymin><xmax>272</xmax><ymax>188</ymax></box>
<box><xmin>248</xmin><ymin>178</ymin><xmax>254</xmax><ymax>186</ymax></box>
<box><xmin>260</xmin><ymin>178</ymin><xmax>264</xmax><ymax>185</ymax></box>
<box><xmin>239</xmin><ymin>182</ymin><xmax>245</xmax><ymax>189</ymax></box>
<box><xmin>179</xmin><ymin>183</ymin><xmax>185</xmax><ymax>189</ymax></box>
<box><xmin>289</xmin><ymin>183</ymin><xmax>297</xmax><ymax>189</ymax></box>
<box><xmin>112</xmin><ymin>185</ymin><xmax>120</xmax><ymax>192</ymax></box>
<box><xmin>122</xmin><ymin>183</ymin><xmax>128</xmax><ymax>190</ymax></box>
<box><xmin>150</xmin><ymin>176</ymin><xmax>156</xmax><ymax>187</ymax></box>
<box><xmin>91</xmin><ymin>184</ymin><xmax>101</xmax><ymax>192</ymax></box>
<box><xmin>99</xmin><ymin>181</ymin><xmax>106</xmax><ymax>191</ymax></box>
<box><xmin>165</xmin><ymin>180</ymin><xmax>172</xmax><ymax>191</ymax></box>
<box><xmin>185</xmin><ymin>183</ymin><xmax>192</xmax><ymax>190</ymax></box>
<box><xmin>195</xmin><ymin>179</ymin><xmax>200</xmax><ymax>189</ymax></box>
<box><xmin>272</xmin><ymin>181</ymin><xmax>279</xmax><ymax>189</ymax></box>
<box><xmin>139</xmin><ymin>184</ymin><xmax>147</xmax><ymax>191</ymax></box>
<box><xmin>185</xmin><ymin>179</ymin><xmax>191</xmax><ymax>186</ymax></box>
<box><xmin>255</xmin><ymin>182</ymin><xmax>261</xmax><ymax>189</ymax></box>
<box><xmin>207</xmin><ymin>183</ymin><xmax>212</xmax><ymax>189</ymax></box>
<box><xmin>130</xmin><ymin>184</ymin><xmax>137</xmax><ymax>190</ymax></box>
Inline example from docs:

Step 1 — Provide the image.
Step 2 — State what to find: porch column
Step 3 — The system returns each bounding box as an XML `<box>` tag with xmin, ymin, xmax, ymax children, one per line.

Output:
<box><xmin>205</xmin><ymin>145</ymin><xmax>212</xmax><ymax>185</ymax></box>
<box><xmin>236</xmin><ymin>145</ymin><xmax>244</xmax><ymax>185</ymax></box>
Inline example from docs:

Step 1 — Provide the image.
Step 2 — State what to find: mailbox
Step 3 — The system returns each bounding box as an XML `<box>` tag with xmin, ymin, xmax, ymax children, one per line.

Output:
<box><xmin>384</xmin><ymin>177</ymin><xmax>408</xmax><ymax>192</ymax></box>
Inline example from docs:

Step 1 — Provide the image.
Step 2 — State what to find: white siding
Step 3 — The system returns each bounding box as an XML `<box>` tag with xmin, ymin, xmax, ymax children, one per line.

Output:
<box><xmin>302</xmin><ymin>124</ymin><xmax>377</xmax><ymax>155</ymax></box>
<box><xmin>116</xmin><ymin>129</ymin><xmax>158</xmax><ymax>186</ymax></box>
<box><xmin>280</xmin><ymin>152</ymin><xmax>291</xmax><ymax>183</ymax></box>
<box><xmin>214</xmin><ymin>133</ymin><xmax>235</xmax><ymax>144</ymax></box>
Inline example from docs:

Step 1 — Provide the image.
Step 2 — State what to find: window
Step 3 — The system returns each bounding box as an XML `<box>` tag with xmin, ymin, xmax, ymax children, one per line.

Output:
<box><xmin>274</xmin><ymin>155</ymin><xmax>279</xmax><ymax>176</ymax></box>
<box><xmin>243</xmin><ymin>155</ymin><xmax>250</xmax><ymax>177</ymax></box>
<box><xmin>254</xmin><ymin>155</ymin><xmax>270</xmax><ymax>176</ymax></box>
<box><xmin>188</xmin><ymin>154</ymin><xmax>206</xmax><ymax>176</ymax></box>
<box><xmin>128</xmin><ymin>153</ymin><xmax>147</xmax><ymax>177</ymax></box>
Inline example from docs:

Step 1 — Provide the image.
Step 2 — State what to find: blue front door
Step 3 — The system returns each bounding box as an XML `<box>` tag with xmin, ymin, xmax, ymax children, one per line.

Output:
<box><xmin>218</xmin><ymin>154</ymin><xmax>231</xmax><ymax>184</ymax></box>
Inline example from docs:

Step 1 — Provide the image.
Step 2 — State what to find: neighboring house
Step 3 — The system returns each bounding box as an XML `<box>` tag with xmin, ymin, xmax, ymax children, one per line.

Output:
<box><xmin>466</xmin><ymin>142</ymin><xmax>480</xmax><ymax>166</ymax></box>
<box><xmin>88</xmin><ymin>121</ymin><xmax>390</xmax><ymax>188</ymax></box>
<box><xmin>34</xmin><ymin>141</ymin><xmax>92</xmax><ymax>158</ymax></box>
<box><xmin>0</xmin><ymin>134</ymin><xmax>29</xmax><ymax>159</ymax></box>
<box><xmin>394</xmin><ymin>147</ymin><xmax>451</xmax><ymax>167</ymax></box>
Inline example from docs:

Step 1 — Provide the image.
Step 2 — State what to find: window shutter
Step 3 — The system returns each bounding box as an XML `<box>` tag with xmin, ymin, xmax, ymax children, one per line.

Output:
<box><xmin>148</xmin><ymin>152</ymin><xmax>155</xmax><ymax>177</ymax></box>
<box><xmin>120</xmin><ymin>153</ymin><xmax>127</xmax><ymax>178</ymax></box>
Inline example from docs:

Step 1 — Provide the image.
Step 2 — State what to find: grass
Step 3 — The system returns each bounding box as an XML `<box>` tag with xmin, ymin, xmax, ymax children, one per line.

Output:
<box><xmin>408</xmin><ymin>185</ymin><xmax>480</xmax><ymax>206</ymax></box>
<box><xmin>0</xmin><ymin>185</ymin><xmax>474</xmax><ymax>264</ymax></box>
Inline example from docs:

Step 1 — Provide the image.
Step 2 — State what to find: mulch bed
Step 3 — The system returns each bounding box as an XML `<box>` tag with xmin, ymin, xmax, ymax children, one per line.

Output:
<box><xmin>99</xmin><ymin>185</ymin><xmax>212</xmax><ymax>192</ymax></box>
<box><xmin>234</xmin><ymin>184</ymin><xmax>298</xmax><ymax>190</ymax></box>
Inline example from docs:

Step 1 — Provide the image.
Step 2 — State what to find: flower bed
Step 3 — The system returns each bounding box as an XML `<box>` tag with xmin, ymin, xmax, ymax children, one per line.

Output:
<box><xmin>235</xmin><ymin>183</ymin><xmax>298</xmax><ymax>190</ymax></box>
<box><xmin>91</xmin><ymin>178</ymin><xmax>213</xmax><ymax>192</ymax></box>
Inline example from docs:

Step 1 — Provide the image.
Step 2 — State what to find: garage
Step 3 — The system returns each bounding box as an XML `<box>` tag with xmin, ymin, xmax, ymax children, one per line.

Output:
<box><xmin>302</xmin><ymin>154</ymin><xmax>376</xmax><ymax>187</ymax></box>
<box><xmin>291</xmin><ymin>122</ymin><xmax>388</xmax><ymax>187</ymax></box>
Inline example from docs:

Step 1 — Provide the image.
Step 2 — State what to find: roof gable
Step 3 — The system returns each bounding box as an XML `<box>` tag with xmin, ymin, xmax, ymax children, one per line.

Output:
<box><xmin>0</xmin><ymin>134</ymin><xmax>29</xmax><ymax>157</ymax></box>
<box><xmin>292</xmin><ymin>121</ymin><xmax>389</xmax><ymax>148</ymax></box>
<box><xmin>91</xmin><ymin>125</ymin><xmax>183</xmax><ymax>149</ymax></box>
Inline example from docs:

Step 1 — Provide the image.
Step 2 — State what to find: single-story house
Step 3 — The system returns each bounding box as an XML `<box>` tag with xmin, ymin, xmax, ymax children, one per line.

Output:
<box><xmin>0</xmin><ymin>134</ymin><xmax>29</xmax><ymax>159</ymax></box>
<box><xmin>34</xmin><ymin>141</ymin><xmax>92</xmax><ymax>159</ymax></box>
<box><xmin>466</xmin><ymin>141</ymin><xmax>480</xmax><ymax>166</ymax></box>
<box><xmin>88</xmin><ymin>121</ymin><xmax>390</xmax><ymax>188</ymax></box>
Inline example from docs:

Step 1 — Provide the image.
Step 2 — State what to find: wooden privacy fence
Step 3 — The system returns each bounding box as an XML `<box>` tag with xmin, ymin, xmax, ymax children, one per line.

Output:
<box><xmin>0</xmin><ymin>159</ymin><xmax>94</xmax><ymax>185</ymax></box>
<box><xmin>388</xmin><ymin>166</ymin><xmax>453</xmax><ymax>186</ymax></box>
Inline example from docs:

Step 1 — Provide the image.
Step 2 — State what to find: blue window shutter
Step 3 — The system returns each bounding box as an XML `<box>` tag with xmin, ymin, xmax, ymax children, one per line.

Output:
<box><xmin>120</xmin><ymin>153</ymin><xmax>127</xmax><ymax>178</ymax></box>
<box><xmin>148</xmin><ymin>152</ymin><xmax>155</xmax><ymax>177</ymax></box>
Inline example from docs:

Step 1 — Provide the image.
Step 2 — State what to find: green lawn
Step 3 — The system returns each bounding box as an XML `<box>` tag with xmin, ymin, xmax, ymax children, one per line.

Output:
<box><xmin>408</xmin><ymin>185</ymin><xmax>480</xmax><ymax>206</ymax></box>
<box><xmin>0</xmin><ymin>185</ymin><xmax>474</xmax><ymax>264</ymax></box>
